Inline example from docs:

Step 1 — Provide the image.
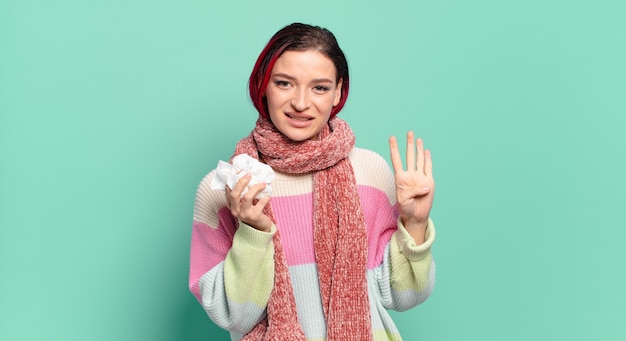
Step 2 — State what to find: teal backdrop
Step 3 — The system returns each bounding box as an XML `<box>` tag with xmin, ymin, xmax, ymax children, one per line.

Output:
<box><xmin>1</xmin><ymin>0</ymin><xmax>625</xmax><ymax>340</ymax></box>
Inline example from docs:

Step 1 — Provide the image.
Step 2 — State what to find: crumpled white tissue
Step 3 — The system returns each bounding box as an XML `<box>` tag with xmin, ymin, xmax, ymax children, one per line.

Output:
<box><xmin>210</xmin><ymin>154</ymin><xmax>275</xmax><ymax>198</ymax></box>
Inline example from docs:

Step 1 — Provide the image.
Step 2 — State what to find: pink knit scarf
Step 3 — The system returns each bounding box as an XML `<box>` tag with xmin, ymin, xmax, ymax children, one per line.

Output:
<box><xmin>233</xmin><ymin>116</ymin><xmax>372</xmax><ymax>340</ymax></box>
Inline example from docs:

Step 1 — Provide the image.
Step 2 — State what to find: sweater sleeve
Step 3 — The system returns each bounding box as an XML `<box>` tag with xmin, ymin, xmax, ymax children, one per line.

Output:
<box><xmin>189</xmin><ymin>171</ymin><xmax>275</xmax><ymax>334</ymax></box>
<box><xmin>386</xmin><ymin>218</ymin><xmax>436</xmax><ymax>311</ymax></box>
<box><xmin>350</xmin><ymin>148</ymin><xmax>436</xmax><ymax>312</ymax></box>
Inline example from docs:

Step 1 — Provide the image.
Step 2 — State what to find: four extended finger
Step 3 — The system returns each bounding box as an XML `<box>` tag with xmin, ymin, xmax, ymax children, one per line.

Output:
<box><xmin>406</xmin><ymin>131</ymin><xmax>416</xmax><ymax>172</ymax></box>
<box><xmin>416</xmin><ymin>137</ymin><xmax>425</xmax><ymax>175</ymax></box>
<box><xmin>425</xmin><ymin>149</ymin><xmax>433</xmax><ymax>177</ymax></box>
<box><xmin>389</xmin><ymin>136</ymin><xmax>404</xmax><ymax>173</ymax></box>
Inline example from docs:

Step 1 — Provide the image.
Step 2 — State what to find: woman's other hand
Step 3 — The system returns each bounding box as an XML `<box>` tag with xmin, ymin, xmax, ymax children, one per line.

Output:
<box><xmin>225</xmin><ymin>173</ymin><xmax>273</xmax><ymax>232</ymax></box>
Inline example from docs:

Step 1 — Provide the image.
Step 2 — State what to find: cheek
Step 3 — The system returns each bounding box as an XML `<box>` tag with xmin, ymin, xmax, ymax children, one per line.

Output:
<box><xmin>265</xmin><ymin>90</ymin><xmax>287</xmax><ymax>111</ymax></box>
<box><xmin>319</xmin><ymin>96</ymin><xmax>337</xmax><ymax>113</ymax></box>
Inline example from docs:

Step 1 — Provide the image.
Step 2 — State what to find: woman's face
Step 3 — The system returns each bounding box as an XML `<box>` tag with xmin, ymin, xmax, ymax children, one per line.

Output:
<box><xmin>265</xmin><ymin>50</ymin><xmax>342</xmax><ymax>141</ymax></box>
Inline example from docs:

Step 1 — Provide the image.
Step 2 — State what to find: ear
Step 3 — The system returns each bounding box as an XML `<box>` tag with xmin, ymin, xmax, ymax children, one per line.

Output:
<box><xmin>333</xmin><ymin>78</ymin><xmax>343</xmax><ymax>106</ymax></box>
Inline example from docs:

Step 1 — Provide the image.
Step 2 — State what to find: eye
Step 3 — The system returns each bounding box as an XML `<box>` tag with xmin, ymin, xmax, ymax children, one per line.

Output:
<box><xmin>274</xmin><ymin>80</ymin><xmax>291</xmax><ymax>88</ymax></box>
<box><xmin>313</xmin><ymin>85</ymin><xmax>331</xmax><ymax>93</ymax></box>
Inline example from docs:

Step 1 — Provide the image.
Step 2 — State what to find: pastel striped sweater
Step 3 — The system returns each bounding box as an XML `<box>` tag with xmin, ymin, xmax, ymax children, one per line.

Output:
<box><xmin>189</xmin><ymin>147</ymin><xmax>436</xmax><ymax>340</ymax></box>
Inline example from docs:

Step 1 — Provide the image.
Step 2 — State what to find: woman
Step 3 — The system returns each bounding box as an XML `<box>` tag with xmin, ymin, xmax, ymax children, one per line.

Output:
<box><xmin>189</xmin><ymin>23</ymin><xmax>436</xmax><ymax>340</ymax></box>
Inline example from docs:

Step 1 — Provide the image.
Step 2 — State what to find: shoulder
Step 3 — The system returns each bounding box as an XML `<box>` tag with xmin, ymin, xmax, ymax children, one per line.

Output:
<box><xmin>349</xmin><ymin>147</ymin><xmax>395</xmax><ymax>203</ymax></box>
<box><xmin>193</xmin><ymin>169</ymin><xmax>228</xmax><ymax>227</ymax></box>
<box><xmin>349</xmin><ymin>147</ymin><xmax>389</xmax><ymax>170</ymax></box>
<box><xmin>349</xmin><ymin>147</ymin><xmax>394</xmax><ymax>181</ymax></box>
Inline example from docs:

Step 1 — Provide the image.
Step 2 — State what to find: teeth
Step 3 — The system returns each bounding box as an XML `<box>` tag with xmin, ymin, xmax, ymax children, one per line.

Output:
<box><xmin>288</xmin><ymin>114</ymin><xmax>310</xmax><ymax>121</ymax></box>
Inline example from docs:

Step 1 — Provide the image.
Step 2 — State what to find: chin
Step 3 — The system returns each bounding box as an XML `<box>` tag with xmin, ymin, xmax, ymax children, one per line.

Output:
<box><xmin>274</xmin><ymin>124</ymin><xmax>319</xmax><ymax>142</ymax></box>
<box><xmin>286</xmin><ymin>133</ymin><xmax>316</xmax><ymax>142</ymax></box>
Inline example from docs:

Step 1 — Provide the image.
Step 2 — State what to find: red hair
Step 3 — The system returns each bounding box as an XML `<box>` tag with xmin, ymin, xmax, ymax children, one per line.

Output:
<box><xmin>249</xmin><ymin>23</ymin><xmax>350</xmax><ymax>119</ymax></box>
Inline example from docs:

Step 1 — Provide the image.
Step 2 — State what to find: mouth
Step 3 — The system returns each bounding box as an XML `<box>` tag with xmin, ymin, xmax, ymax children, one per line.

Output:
<box><xmin>286</xmin><ymin>113</ymin><xmax>313</xmax><ymax>121</ymax></box>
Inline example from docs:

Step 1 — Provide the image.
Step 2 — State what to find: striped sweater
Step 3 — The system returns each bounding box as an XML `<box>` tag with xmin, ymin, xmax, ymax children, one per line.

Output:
<box><xmin>189</xmin><ymin>147</ymin><xmax>436</xmax><ymax>340</ymax></box>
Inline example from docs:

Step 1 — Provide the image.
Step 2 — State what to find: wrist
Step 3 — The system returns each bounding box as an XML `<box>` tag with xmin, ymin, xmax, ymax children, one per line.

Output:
<box><xmin>400</xmin><ymin>217</ymin><xmax>428</xmax><ymax>245</ymax></box>
<box><xmin>401</xmin><ymin>217</ymin><xmax>428</xmax><ymax>231</ymax></box>
<box><xmin>242</xmin><ymin>219</ymin><xmax>273</xmax><ymax>232</ymax></box>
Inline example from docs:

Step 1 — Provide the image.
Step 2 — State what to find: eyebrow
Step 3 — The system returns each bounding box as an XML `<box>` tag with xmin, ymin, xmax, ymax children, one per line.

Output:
<box><xmin>271</xmin><ymin>72</ymin><xmax>334</xmax><ymax>84</ymax></box>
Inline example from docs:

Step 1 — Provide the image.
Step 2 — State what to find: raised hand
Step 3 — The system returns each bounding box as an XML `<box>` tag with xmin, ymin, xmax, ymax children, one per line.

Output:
<box><xmin>389</xmin><ymin>131</ymin><xmax>435</xmax><ymax>243</ymax></box>
<box><xmin>225</xmin><ymin>173</ymin><xmax>273</xmax><ymax>232</ymax></box>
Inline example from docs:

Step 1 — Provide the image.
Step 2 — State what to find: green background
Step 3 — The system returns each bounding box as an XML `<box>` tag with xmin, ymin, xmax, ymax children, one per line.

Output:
<box><xmin>1</xmin><ymin>0</ymin><xmax>625</xmax><ymax>340</ymax></box>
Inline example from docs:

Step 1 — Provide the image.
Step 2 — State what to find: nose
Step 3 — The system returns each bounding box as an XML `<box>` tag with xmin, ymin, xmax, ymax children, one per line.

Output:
<box><xmin>290</xmin><ymin>88</ymin><xmax>310</xmax><ymax>112</ymax></box>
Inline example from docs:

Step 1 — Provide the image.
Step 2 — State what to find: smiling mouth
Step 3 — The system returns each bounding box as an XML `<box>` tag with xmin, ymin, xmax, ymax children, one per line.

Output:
<box><xmin>287</xmin><ymin>114</ymin><xmax>312</xmax><ymax>121</ymax></box>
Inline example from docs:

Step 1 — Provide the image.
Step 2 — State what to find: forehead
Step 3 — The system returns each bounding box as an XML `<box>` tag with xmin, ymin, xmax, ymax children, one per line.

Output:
<box><xmin>272</xmin><ymin>50</ymin><xmax>337</xmax><ymax>79</ymax></box>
